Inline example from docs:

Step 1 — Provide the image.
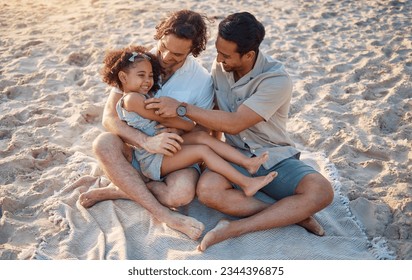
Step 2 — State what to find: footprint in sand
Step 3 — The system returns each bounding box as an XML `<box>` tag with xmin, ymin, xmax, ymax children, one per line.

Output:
<box><xmin>32</xmin><ymin>115</ymin><xmax>64</xmax><ymax>128</ymax></box>
<box><xmin>0</xmin><ymin>156</ymin><xmax>36</xmax><ymax>183</ymax></box>
<box><xmin>64</xmin><ymin>68</ymin><xmax>84</xmax><ymax>84</ymax></box>
<box><xmin>19</xmin><ymin>40</ymin><xmax>43</xmax><ymax>50</ymax></box>
<box><xmin>67</xmin><ymin>52</ymin><xmax>90</xmax><ymax>67</ymax></box>
<box><xmin>0</xmin><ymin>197</ymin><xmax>23</xmax><ymax>214</ymax></box>
<box><xmin>5</xmin><ymin>85</ymin><xmax>37</xmax><ymax>101</ymax></box>
<box><xmin>80</xmin><ymin>104</ymin><xmax>103</xmax><ymax>124</ymax></box>
<box><xmin>0</xmin><ymin>129</ymin><xmax>14</xmax><ymax>155</ymax></box>
<box><xmin>30</xmin><ymin>145</ymin><xmax>70</xmax><ymax>169</ymax></box>
<box><xmin>13</xmin><ymin>106</ymin><xmax>63</xmax><ymax>127</ymax></box>
<box><xmin>376</xmin><ymin>111</ymin><xmax>399</xmax><ymax>135</ymax></box>
<box><xmin>0</xmin><ymin>114</ymin><xmax>23</xmax><ymax>128</ymax></box>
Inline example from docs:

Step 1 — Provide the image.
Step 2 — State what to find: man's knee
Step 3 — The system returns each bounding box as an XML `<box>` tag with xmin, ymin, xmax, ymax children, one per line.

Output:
<box><xmin>165</xmin><ymin>188</ymin><xmax>195</xmax><ymax>208</ymax></box>
<box><xmin>167</xmin><ymin>181</ymin><xmax>196</xmax><ymax>207</ymax></box>
<box><xmin>315</xmin><ymin>175</ymin><xmax>334</xmax><ymax>206</ymax></box>
<box><xmin>297</xmin><ymin>173</ymin><xmax>334</xmax><ymax>208</ymax></box>
<box><xmin>164</xmin><ymin>168</ymin><xmax>198</xmax><ymax>207</ymax></box>
<box><xmin>92</xmin><ymin>132</ymin><xmax>123</xmax><ymax>158</ymax></box>
<box><xmin>196</xmin><ymin>171</ymin><xmax>227</xmax><ymax>206</ymax></box>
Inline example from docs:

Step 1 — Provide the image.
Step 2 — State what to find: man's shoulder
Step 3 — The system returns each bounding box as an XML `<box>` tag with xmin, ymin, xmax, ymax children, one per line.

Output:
<box><xmin>260</xmin><ymin>53</ymin><xmax>289</xmax><ymax>76</ymax></box>
<box><xmin>253</xmin><ymin>53</ymin><xmax>291</xmax><ymax>86</ymax></box>
<box><xmin>246</xmin><ymin>53</ymin><xmax>292</xmax><ymax>93</ymax></box>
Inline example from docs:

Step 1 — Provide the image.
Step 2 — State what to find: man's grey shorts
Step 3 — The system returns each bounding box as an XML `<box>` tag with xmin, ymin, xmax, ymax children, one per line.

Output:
<box><xmin>231</xmin><ymin>154</ymin><xmax>319</xmax><ymax>201</ymax></box>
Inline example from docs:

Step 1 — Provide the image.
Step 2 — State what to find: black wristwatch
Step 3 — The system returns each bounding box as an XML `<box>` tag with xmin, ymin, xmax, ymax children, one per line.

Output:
<box><xmin>176</xmin><ymin>102</ymin><xmax>188</xmax><ymax>117</ymax></box>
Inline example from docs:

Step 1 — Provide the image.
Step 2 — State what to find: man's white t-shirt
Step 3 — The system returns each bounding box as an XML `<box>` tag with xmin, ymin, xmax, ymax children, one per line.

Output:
<box><xmin>112</xmin><ymin>54</ymin><xmax>214</xmax><ymax>110</ymax></box>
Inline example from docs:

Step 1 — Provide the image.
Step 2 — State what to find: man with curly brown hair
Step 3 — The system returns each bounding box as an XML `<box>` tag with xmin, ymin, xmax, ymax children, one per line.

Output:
<box><xmin>79</xmin><ymin>10</ymin><xmax>213</xmax><ymax>240</ymax></box>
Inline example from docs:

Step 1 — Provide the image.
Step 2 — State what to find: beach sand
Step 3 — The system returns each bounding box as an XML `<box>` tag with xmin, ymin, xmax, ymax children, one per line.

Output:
<box><xmin>0</xmin><ymin>0</ymin><xmax>410</xmax><ymax>259</ymax></box>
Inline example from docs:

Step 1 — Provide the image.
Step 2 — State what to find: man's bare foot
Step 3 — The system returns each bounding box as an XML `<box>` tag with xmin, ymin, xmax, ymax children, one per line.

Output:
<box><xmin>297</xmin><ymin>216</ymin><xmax>325</xmax><ymax>236</ymax></box>
<box><xmin>166</xmin><ymin>211</ymin><xmax>205</xmax><ymax>240</ymax></box>
<box><xmin>245</xmin><ymin>151</ymin><xmax>269</xmax><ymax>174</ymax></box>
<box><xmin>79</xmin><ymin>185</ymin><xmax>129</xmax><ymax>208</ymax></box>
<box><xmin>197</xmin><ymin>219</ymin><xmax>231</xmax><ymax>252</ymax></box>
<box><xmin>196</xmin><ymin>217</ymin><xmax>324</xmax><ymax>252</ymax></box>
<box><xmin>79</xmin><ymin>186</ymin><xmax>203</xmax><ymax>239</ymax></box>
<box><xmin>242</xmin><ymin>171</ymin><xmax>277</xmax><ymax>197</ymax></box>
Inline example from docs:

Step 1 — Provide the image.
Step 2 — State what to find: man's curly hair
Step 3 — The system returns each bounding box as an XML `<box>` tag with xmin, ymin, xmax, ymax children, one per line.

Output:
<box><xmin>154</xmin><ymin>10</ymin><xmax>211</xmax><ymax>57</ymax></box>
<box><xmin>101</xmin><ymin>45</ymin><xmax>163</xmax><ymax>92</ymax></box>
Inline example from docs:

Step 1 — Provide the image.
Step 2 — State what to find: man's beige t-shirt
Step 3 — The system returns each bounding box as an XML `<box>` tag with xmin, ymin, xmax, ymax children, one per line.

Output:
<box><xmin>212</xmin><ymin>50</ymin><xmax>300</xmax><ymax>169</ymax></box>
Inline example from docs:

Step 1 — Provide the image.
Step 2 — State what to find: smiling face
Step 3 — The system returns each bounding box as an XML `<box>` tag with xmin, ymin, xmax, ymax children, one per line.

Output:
<box><xmin>157</xmin><ymin>33</ymin><xmax>192</xmax><ymax>73</ymax></box>
<box><xmin>215</xmin><ymin>35</ymin><xmax>256</xmax><ymax>80</ymax></box>
<box><xmin>119</xmin><ymin>59</ymin><xmax>154</xmax><ymax>94</ymax></box>
<box><xmin>215</xmin><ymin>36</ymin><xmax>242</xmax><ymax>72</ymax></box>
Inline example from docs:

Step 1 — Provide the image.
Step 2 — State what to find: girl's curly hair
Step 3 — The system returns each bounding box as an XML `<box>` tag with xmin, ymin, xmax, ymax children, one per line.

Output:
<box><xmin>101</xmin><ymin>45</ymin><xmax>163</xmax><ymax>92</ymax></box>
<box><xmin>154</xmin><ymin>10</ymin><xmax>211</xmax><ymax>57</ymax></box>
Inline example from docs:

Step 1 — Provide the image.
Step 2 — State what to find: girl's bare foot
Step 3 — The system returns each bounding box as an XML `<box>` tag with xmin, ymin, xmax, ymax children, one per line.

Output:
<box><xmin>198</xmin><ymin>219</ymin><xmax>231</xmax><ymax>252</ymax></box>
<box><xmin>245</xmin><ymin>151</ymin><xmax>269</xmax><ymax>174</ymax></box>
<box><xmin>242</xmin><ymin>171</ymin><xmax>277</xmax><ymax>197</ymax></box>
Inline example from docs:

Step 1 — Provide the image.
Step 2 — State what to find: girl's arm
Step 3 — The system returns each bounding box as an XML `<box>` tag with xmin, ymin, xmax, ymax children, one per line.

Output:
<box><xmin>102</xmin><ymin>91</ymin><xmax>184</xmax><ymax>156</ymax></box>
<box><xmin>123</xmin><ymin>93</ymin><xmax>195</xmax><ymax>132</ymax></box>
<box><xmin>102</xmin><ymin>91</ymin><xmax>150</xmax><ymax>147</ymax></box>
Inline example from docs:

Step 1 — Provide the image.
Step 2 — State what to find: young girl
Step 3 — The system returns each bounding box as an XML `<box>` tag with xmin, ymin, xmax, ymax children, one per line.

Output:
<box><xmin>101</xmin><ymin>45</ymin><xmax>277</xmax><ymax>197</ymax></box>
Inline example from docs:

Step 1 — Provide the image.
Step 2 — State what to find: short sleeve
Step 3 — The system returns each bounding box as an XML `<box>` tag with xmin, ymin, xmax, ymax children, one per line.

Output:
<box><xmin>194</xmin><ymin>75</ymin><xmax>214</xmax><ymax>109</ymax></box>
<box><xmin>243</xmin><ymin>75</ymin><xmax>292</xmax><ymax>121</ymax></box>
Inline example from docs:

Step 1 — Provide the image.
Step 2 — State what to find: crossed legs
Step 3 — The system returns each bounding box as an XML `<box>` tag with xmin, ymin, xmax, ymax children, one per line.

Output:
<box><xmin>79</xmin><ymin>168</ymin><xmax>199</xmax><ymax>209</ymax></box>
<box><xmin>196</xmin><ymin>170</ymin><xmax>334</xmax><ymax>251</ymax></box>
<box><xmin>79</xmin><ymin>132</ymin><xmax>203</xmax><ymax>240</ymax></box>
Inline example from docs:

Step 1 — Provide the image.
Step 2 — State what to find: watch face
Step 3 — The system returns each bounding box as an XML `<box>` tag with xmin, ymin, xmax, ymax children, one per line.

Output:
<box><xmin>177</xmin><ymin>105</ymin><xmax>186</xmax><ymax>117</ymax></box>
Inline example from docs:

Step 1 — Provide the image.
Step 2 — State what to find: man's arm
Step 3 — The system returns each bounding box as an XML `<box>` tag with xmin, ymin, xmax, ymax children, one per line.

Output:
<box><xmin>103</xmin><ymin>92</ymin><xmax>184</xmax><ymax>156</ymax></box>
<box><xmin>145</xmin><ymin>96</ymin><xmax>264</xmax><ymax>134</ymax></box>
<box><xmin>123</xmin><ymin>93</ymin><xmax>195</xmax><ymax>132</ymax></box>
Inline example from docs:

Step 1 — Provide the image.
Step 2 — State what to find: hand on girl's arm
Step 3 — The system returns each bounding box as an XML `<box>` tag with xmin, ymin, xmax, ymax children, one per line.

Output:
<box><xmin>124</xmin><ymin>93</ymin><xmax>195</xmax><ymax>132</ymax></box>
<box><xmin>155</xmin><ymin>125</ymin><xmax>185</xmax><ymax>136</ymax></box>
<box><xmin>103</xmin><ymin>91</ymin><xmax>183</xmax><ymax>155</ymax></box>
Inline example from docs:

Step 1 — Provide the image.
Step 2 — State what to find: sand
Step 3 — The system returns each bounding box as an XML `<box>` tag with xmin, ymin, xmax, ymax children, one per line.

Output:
<box><xmin>0</xmin><ymin>0</ymin><xmax>410</xmax><ymax>259</ymax></box>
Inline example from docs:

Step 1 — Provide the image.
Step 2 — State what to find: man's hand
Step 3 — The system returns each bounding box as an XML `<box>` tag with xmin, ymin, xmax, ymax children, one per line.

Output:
<box><xmin>155</xmin><ymin>124</ymin><xmax>185</xmax><ymax>136</ymax></box>
<box><xmin>140</xmin><ymin>132</ymin><xmax>183</xmax><ymax>156</ymax></box>
<box><xmin>145</xmin><ymin>96</ymin><xmax>180</xmax><ymax>118</ymax></box>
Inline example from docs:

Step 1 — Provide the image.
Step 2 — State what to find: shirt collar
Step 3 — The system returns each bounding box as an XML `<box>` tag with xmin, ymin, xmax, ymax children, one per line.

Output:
<box><xmin>232</xmin><ymin>50</ymin><xmax>265</xmax><ymax>87</ymax></box>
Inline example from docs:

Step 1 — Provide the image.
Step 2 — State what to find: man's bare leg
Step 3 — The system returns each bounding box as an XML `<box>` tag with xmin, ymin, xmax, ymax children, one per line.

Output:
<box><xmin>79</xmin><ymin>183</ymin><xmax>129</xmax><ymax>208</ymax></box>
<box><xmin>196</xmin><ymin>171</ymin><xmax>333</xmax><ymax>251</ymax></box>
<box><xmin>79</xmin><ymin>168</ymin><xmax>198</xmax><ymax>209</ymax></box>
<box><xmin>150</xmin><ymin>167</ymin><xmax>199</xmax><ymax>208</ymax></box>
<box><xmin>88</xmin><ymin>132</ymin><xmax>204</xmax><ymax>240</ymax></box>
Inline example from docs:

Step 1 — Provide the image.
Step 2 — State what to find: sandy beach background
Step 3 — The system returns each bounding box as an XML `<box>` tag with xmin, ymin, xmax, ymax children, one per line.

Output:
<box><xmin>0</xmin><ymin>0</ymin><xmax>410</xmax><ymax>259</ymax></box>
